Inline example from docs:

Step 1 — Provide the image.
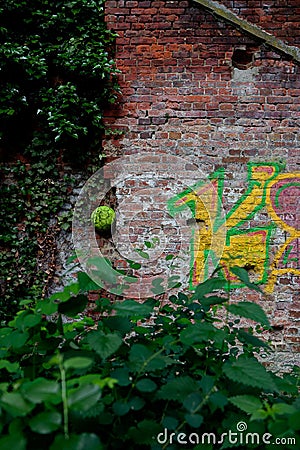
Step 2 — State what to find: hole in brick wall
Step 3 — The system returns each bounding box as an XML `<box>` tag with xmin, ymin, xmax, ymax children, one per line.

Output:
<box><xmin>232</xmin><ymin>48</ymin><xmax>254</xmax><ymax>70</ymax></box>
<box><xmin>243</xmin><ymin>263</ymin><xmax>256</xmax><ymax>271</ymax></box>
<box><xmin>271</xmin><ymin>325</ymin><xmax>285</xmax><ymax>332</ymax></box>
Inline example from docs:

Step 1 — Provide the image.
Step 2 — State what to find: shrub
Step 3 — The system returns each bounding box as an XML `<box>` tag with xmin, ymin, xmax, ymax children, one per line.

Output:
<box><xmin>0</xmin><ymin>267</ymin><xmax>299</xmax><ymax>449</ymax></box>
<box><xmin>0</xmin><ymin>0</ymin><xmax>119</xmax><ymax>320</ymax></box>
<box><xmin>0</xmin><ymin>0</ymin><xmax>119</xmax><ymax>161</ymax></box>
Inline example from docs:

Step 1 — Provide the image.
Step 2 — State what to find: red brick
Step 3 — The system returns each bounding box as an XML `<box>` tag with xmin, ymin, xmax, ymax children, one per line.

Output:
<box><xmin>103</xmin><ymin>0</ymin><xmax>300</xmax><ymax>369</ymax></box>
<box><xmin>168</xmin><ymin>131</ymin><xmax>182</xmax><ymax>139</ymax></box>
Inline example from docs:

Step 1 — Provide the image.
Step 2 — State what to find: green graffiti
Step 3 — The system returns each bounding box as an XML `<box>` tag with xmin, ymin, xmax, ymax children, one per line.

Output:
<box><xmin>168</xmin><ymin>162</ymin><xmax>300</xmax><ymax>292</ymax></box>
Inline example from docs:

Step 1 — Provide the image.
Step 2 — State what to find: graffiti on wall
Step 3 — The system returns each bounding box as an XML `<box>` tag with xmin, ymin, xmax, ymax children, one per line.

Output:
<box><xmin>168</xmin><ymin>163</ymin><xmax>300</xmax><ymax>293</ymax></box>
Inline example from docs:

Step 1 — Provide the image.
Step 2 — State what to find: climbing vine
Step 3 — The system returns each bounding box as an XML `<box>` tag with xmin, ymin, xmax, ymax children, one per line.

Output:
<box><xmin>0</xmin><ymin>0</ymin><xmax>120</xmax><ymax>321</ymax></box>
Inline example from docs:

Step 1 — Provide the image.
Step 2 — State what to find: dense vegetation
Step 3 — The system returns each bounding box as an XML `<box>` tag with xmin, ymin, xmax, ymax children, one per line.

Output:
<box><xmin>0</xmin><ymin>268</ymin><xmax>299</xmax><ymax>449</ymax></box>
<box><xmin>0</xmin><ymin>0</ymin><xmax>119</xmax><ymax>320</ymax></box>
<box><xmin>0</xmin><ymin>2</ymin><xmax>299</xmax><ymax>449</ymax></box>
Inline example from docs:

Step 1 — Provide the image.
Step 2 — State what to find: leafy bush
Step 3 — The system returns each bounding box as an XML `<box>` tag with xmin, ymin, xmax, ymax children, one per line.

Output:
<box><xmin>0</xmin><ymin>0</ymin><xmax>119</xmax><ymax>320</ymax></box>
<box><xmin>0</xmin><ymin>268</ymin><xmax>299</xmax><ymax>449</ymax></box>
<box><xmin>0</xmin><ymin>0</ymin><xmax>119</xmax><ymax>159</ymax></box>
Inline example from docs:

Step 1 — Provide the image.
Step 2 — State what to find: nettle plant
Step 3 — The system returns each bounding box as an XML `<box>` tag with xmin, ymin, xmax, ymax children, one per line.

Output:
<box><xmin>0</xmin><ymin>266</ymin><xmax>299</xmax><ymax>450</ymax></box>
<box><xmin>0</xmin><ymin>0</ymin><xmax>119</xmax><ymax>320</ymax></box>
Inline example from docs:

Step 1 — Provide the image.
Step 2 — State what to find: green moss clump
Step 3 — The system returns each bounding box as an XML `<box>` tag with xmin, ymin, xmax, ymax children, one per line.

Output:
<box><xmin>91</xmin><ymin>206</ymin><xmax>116</xmax><ymax>232</ymax></box>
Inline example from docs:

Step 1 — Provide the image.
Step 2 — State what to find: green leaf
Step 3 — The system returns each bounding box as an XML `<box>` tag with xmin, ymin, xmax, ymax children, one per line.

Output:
<box><xmin>268</xmin><ymin>419</ymin><xmax>291</xmax><ymax>438</ymax></box>
<box><xmin>67</xmin><ymin>375</ymin><xmax>116</xmax><ymax>390</ymax></box>
<box><xmin>111</xmin><ymin>368</ymin><xmax>131</xmax><ymax>386</ymax></box>
<box><xmin>87</xmin><ymin>330</ymin><xmax>122</xmax><ymax>359</ymax></box>
<box><xmin>223</xmin><ymin>358</ymin><xmax>278</xmax><ymax>391</ymax></box>
<box><xmin>128</xmin><ymin>396</ymin><xmax>145</xmax><ymax>411</ymax></box>
<box><xmin>157</xmin><ymin>377</ymin><xmax>200</xmax><ymax>402</ymax></box>
<box><xmin>136</xmin><ymin>378</ymin><xmax>157</xmax><ymax>393</ymax></box>
<box><xmin>50</xmin><ymin>433</ymin><xmax>103</xmax><ymax>450</ymax></box>
<box><xmin>128</xmin><ymin>419</ymin><xmax>161</xmax><ymax>444</ymax></box>
<box><xmin>127</xmin><ymin>259</ymin><xmax>142</xmax><ymax>270</ymax></box>
<box><xmin>151</xmin><ymin>277</ymin><xmax>165</xmax><ymax>295</ymax></box>
<box><xmin>50</xmin><ymin>283</ymin><xmax>80</xmax><ymax>302</ymax></box>
<box><xmin>178</xmin><ymin>292</ymin><xmax>189</xmax><ymax>303</ymax></box>
<box><xmin>229</xmin><ymin>395</ymin><xmax>262</xmax><ymax>414</ymax></box>
<box><xmin>166</xmin><ymin>254</ymin><xmax>174</xmax><ymax>261</ymax></box>
<box><xmin>209</xmin><ymin>392</ymin><xmax>228</xmax><ymax>411</ymax></box>
<box><xmin>0</xmin><ymin>330</ymin><xmax>29</xmax><ymax>349</ymax></box>
<box><xmin>21</xmin><ymin>378</ymin><xmax>60</xmax><ymax>404</ymax></box>
<box><xmin>113</xmin><ymin>299</ymin><xmax>153</xmax><ymax>317</ymax></box>
<box><xmin>68</xmin><ymin>384</ymin><xmax>101</xmax><ymax>411</ymax></box>
<box><xmin>183</xmin><ymin>392</ymin><xmax>203</xmax><ymax>412</ymax></box>
<box><xmin>0</xmin><ymin>392</ymin><xmax>34</xmax><ymax>417</ymax></box>
<box><xmin>112</xmin><ymin>400</ymin><xmax>130</xmax><ymax>416</ymax></box>
<box><xmin>134</xmin><ymin>249</ymin><xmax>149</xmax><ymax>259</ymax></box>
<box><xmin>61</xmin><ymin>222</ymin><xmax>70</xmax><ymax>230</ymax></box>
<box><xmin>226</xmin><ymin>302</ymin><xmax>270</xmax><ymax>327</ymax></box>
<box><xmin>184</xmin><ymin>413</ymin><xmax>203</xmax><ymax>428</ymax></box>
<box><xmin>167</xmin><ymin>275</ymin><xmax>181</xmax><ymax>289</ymax></box>
<box><xmin>230</xmin><ymin>266</ymin><xmax>263</xmax><ymax>292</ymax></box>
<box><xmin>66</xmin><ymin>254</ymin><xmax>78</xmax><ymax>264</ymax></box>
<box><xmin>0</xmin><ymin>433</ymin><xmax>26</xmax><ymax>450</ymax></box>
<box><xmin>250</xmin><ymin>409</ymin><xmax>269</xmax><ymax>421</ymax></box>
<box><xmin>272</xmin><ymin>403</ymin><xmax>296</xmax><ymax>415</ymax></box>
<box><xmin>128</xmin><ymin>344</ymin><xmax>172</xmax><ymax>373</ymax></box>
<box><xmin>201</xmin><ymin>295</ymin><xmax>228</xmax><ymax>306</ymax></box>
<box><xmin>29</xmin><ymin>411</ymin><xmax>62</xmax><ymax>434</ymax></box>
<box><xmin>289</xmin><ymin>411</ymin><xmax>300</xmax><ymax>430</ymax></box>
<box><xmin>192</xmin><ymin>278</ymin><xmax>227</xmax><ymax>300</ymax></box>
<box><xmin>78</xmin><ymin>272</ymin><xmax>101</xmax><ymax>291</ymax></box>
<box><xmin>16</xmin><ymin>312</ymin><xmax>41</xmax><ymax>330</ymax></box>
<box><xmin>64</xmin><ymin>357</ymin><xmax>93</xmax><ymax>371</ymax></box>
<box><xmin>162</xmin><ymin>416</ymin><xmax>178</xmax><ymax>430</ymax></box>
<box><xmin>199</xmin><ymin>376</ymin><xmax>215</xmax><ymax>394</ymax></box>
<box><xmin>0</xmin><ymin>360</ymin><xmax>20</xmax><ymax>373</ymax></box>
<box><xmin>128</xmin><ymin>344</ymin><xmax>153</xmax><ymax>371</ymax></box>
<box><xmin>103</xmin><ymin>316</ymin><xmax>132</xmax><ymax>334</ymax></box>
<box><xmin>238</xmin><ymin>330</ymin><xmax>269</xmax><ymax>348</ymax></box>
<box><xmin>35</xmin><ymin>299</ymin><xmax>58</xmax><ymax>315</ymax></box>
<box><xmin>58</xmin><ymin>294</ymin><xmax>88</xmax><ymax>317</ymax></box>
<box><xmin>180</xmin><ymin>323</ymin><xmax>225</xmax><ymax>346</ymax></box>
<box><xmin>274</xmin><ymin>375</ymin><xmax>299</xmax><ymax>395</ymax></box>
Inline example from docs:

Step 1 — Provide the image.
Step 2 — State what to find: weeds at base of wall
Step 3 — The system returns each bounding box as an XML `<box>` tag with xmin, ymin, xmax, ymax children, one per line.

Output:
<box><xmin>0</xmin><ymin>265</ymin><xmax>299</xmax><ymax>449</ymax></box>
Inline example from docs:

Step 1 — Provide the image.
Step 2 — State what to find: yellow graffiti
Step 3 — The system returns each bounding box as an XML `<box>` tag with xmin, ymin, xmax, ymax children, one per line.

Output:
<box><xmin>173</xmin><ymin>177</ymin><xmax>225</xmax><ymax>284</ymax></box>
<box><xmin>220</xmin><ymin>230</ymin><xmax>269</xmax><ymax>283</ymax></box>
<box><xmin>168</xmin><ymin>163</ymin><xmax>300</xmax><ymax>292</ymax></box>
<box><xmin>265</xmin><ymin>173</ymin><xmax>300</xmax><ymax>293</ymax></box>
<box><xmin>225</xmin><ymin>164</ymin><xmax>277</xmax><ymax>229</ymax></box>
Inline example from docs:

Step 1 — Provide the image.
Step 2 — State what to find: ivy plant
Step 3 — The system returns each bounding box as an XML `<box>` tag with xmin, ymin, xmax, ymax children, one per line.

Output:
<box><xmin>0</xmin><ymin>0</ymin><xmax>119</xmax><ymax>158</ymax></box>
<box><xmin>0</xmin><ymin>0</ymin><xmax>119</xmax><ymax>321</ymax></box>
<box><xmin>0</xmin><ymin>268</ymin><xmax>299</xmax><ymax>449</ymax></box>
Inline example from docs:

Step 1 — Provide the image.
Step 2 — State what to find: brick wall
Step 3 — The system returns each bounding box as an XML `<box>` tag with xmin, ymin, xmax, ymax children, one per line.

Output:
<box><xmin>101</xmin><ymin>0</ymin><xmax>300</xmax><ymax>369</ymax></box>
<box><xmin>220</xmin><ymin>0</ymin><xmax>300</xmax><ymax>46</ymax></box>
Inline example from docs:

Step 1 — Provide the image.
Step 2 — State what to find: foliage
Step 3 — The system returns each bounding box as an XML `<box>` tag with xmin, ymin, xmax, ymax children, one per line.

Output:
<box><xmin>0</xmin><ymin>0</ymin><xmax>119</xmax><ymax>158</ymax></box>
<box><xmin>0</xmin><ymin>269</ymin><xmax>299</xmax><ymax>449</ymax></box>
<box><xmin>0</xmin><ymin>0</ymin><xmax>119</xmax><ymax>320</ymax></box>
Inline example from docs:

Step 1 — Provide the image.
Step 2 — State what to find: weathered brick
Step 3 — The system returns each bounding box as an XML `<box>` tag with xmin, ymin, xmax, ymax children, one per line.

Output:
<box><xmin>102</xmin><ymin>0</ymin><xmax>300</xmax><ymax>365</ymax></box>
